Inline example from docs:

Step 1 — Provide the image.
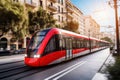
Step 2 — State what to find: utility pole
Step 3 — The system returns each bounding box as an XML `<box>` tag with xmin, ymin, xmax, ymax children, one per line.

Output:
<box><xmin>113</xmin><ymin>0</ymin><xmax>119</xmax><ymax>54</ymax></box>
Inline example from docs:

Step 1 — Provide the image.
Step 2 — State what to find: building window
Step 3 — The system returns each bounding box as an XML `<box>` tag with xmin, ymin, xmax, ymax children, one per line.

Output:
<box><xmin>58</xmin><ymin>6</ymin><xmax>60</xmax><ymax>13</ymax></box>
<box><xmin>39</xmin><ymin>0</ymin><xmax>43</xmax><ymax>7</ymax></box>
<box><xmin>26</xmin><ymin>0</ymin><xmax>32</xmax><ymax>5</ymax></box>
<box><xmin>50</xmin><ymin>2</ymin><xmax>53</xmax><ymax>6</ymax></box>
<box><xmin>61</xmin><ymin>8</ymin><xmax>63</xmax><ymax>13</ymax></box>
<box><xmin>58</xmin><ymin>0</ymin><xmax>60</xmax><ymax>4</ymax></box>
<box><xmin>62</xmin><ymin>17</ymin><xmax>63</xmax><ymax>22</ymax></box>
<box><xmin>58</xmin><ymin>15</ymin><xmax>60</xmax><ymax>22</ymax></box>
<box><xmin>13</xmin><ymin>0</ymin><xmax>19</xmax><ymax>2</ymax></box>
<box><xmin>61</xmin><ymin>0</ymin><xmax>63</xmax><ymax>5</ymax></box>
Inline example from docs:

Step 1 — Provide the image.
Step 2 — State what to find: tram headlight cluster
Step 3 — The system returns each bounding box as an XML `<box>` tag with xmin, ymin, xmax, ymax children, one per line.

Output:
<box><xmin>25</xmin><ymin>54</ymin><xmax>41</xmax><ymax>58</ymax></box>
<box><xmin>25</xmin><ymin>54</ymin><xmax>27</xmax><ymax>57</ymax></box>
<box><xmin>33</xmin><ymin>54</ymin><xmax>41</xmax><ymax>58</ymax></box>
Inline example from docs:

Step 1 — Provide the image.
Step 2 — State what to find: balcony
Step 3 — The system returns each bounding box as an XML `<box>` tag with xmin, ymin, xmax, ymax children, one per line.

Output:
<box><xmin>48</xmin><ymin>5</ymin><xmax>57</xmax><ymax>12</ymax></box>
<box><xmin>67</xmin><ymin>13</ymin><xmax>73</xmax><ymax>19</ymax></box>
<box><xmin>50</xmin><ymin>0</ymin><xmax>57</xmax><ymax>3</ymax></box>
<box><xmin>67</xmin><ymin>5</ymin><xmax>73</xmax><ymax>13</ymax></box>
<box><xmin>25</xmin><ymin>1</ymin><xmax>37</xmax><ymax>8</ymax></box>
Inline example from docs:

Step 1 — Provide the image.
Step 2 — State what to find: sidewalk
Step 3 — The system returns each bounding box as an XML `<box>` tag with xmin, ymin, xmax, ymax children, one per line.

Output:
<box><xmin>0</xmin><ymin>54</ymin><xmax>24</xmax><ymax>64</ymax></box>
<box><xmin>92</xmin><ymin>53</ymin><xmax>115</xmax><ymax>80</ymax></box>
<box><xmin>92</xmin><ymin>73</ymin><xmax>108</xmax><ymax>80</ymax></box>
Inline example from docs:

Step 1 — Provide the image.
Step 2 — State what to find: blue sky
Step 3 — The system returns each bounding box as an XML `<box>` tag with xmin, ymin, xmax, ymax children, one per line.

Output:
<box><xmin>71</xmin><ymin>0</ymin><xmax>120</xmax><ymax>32</ymax></box>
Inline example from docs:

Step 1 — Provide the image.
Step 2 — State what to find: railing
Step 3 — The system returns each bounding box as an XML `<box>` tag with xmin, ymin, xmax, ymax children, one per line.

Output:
<box><xmin>48</xmin><ymin>5</ymin><xmax>57</xmax><ymax>11</ymax></box>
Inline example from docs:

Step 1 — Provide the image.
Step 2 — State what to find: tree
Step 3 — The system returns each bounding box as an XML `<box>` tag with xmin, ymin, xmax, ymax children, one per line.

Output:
<box><xmin>28</xmin><ymin>7</ymin><xmax>56</xmax><ymax>34</ymax></box>
<box><xmin>101</xmin><ymin>37</ymin><xmax>113</xmax><ymax>43</ymax></box>
<box><xmin>107</xmin><ymin>57</ymin><xmax>120</xmax><ymax>80</ymax></box>
<box><xmin>0</xmin><ymin>0</ymin><xmax>28</xmax><ymax>39</ymax></box>
<box><xmin>64</xmin><ymin>20</ymin><xmax>79</xmax><ymax>33</ymax></box>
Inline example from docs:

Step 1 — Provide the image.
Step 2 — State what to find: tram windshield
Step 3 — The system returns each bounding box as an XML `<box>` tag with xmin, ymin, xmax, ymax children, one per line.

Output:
<box><xmin>28</xmin><ymin>32</ymin><xmax>45</xmax><ymax>50</ymax></box>
<box><xmin>27</xmin><ymin>29</ymin><xmax>50</xmax><ymax>57</ymax></box>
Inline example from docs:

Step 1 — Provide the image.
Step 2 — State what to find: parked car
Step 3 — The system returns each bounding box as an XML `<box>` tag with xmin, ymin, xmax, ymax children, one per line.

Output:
<box><xmin>14</xmin><ymin>48</ymin><xmax>26</xmax><ymax>54</ymax></box>
<box><xmin>0</xmin><ymin>50</ymin><xmax>11</xmax><ymax>56</ymax></box>
<box><xmin>9</xmin><ymin>49</ymin><xmax>16</xmax><ymax>55</ymax></box>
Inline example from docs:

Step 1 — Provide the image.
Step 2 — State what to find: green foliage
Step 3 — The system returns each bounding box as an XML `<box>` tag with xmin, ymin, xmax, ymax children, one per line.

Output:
<box><xmin>101</xmin><ymin>37</ymin><xmax>113</xmax><ymax>43</ymax></box>
<box><xmin>0</xmin><ymin>0</ymin><xmax>28</xmax><ymax>39</ymax></box>
<box><xmin>64</xmin><ymin>20</ymin><xmax>79</xmax><ymax>33</ymax></box>
<box><xmin>107</xmin><ymin>57</ymin><xmax>120</xmax><ymax>80</ymax></box>
<box><xmin>28</xmin><ymin>7</ymin><xmax>56</xmax><ymax>34</ymax></box>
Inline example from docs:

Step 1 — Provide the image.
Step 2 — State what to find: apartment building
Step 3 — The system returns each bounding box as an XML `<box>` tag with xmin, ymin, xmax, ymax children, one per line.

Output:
<box><xmin>84</xmin><ymin>15</ymin><xmax>100</xmax><ymax>39</ymax></box>
<box><xmin>47</xmin><ymin>0</ymin><xmax>66</xmax><ymax>27</ymax></box>
<box><xmin>66</xmin><ymin>0</ymin><xmax>73</xmax><ymax>22</ymax></box>
<box><xmin>72</xmin><ymin>5</ymin><xmax>85</xmax><ymax>35</ymax></box>
<box><xmin>0</xmin><ymin>0</ymin><xmax>96</xmax><ymax>50</ymax></box>
<box><xmin>31</xmin><ymin>0</ymin><xmax>67</xmax><ymax>27</ymax></box>
<box><xmin>13</xmin><ymin>0</ymin><xmax>85</xmax><ymax>31</ymax></box>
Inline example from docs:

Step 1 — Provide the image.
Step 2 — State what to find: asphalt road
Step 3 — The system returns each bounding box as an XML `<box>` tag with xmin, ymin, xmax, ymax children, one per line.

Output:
<box><xmin>0</xmin><ymin>48</ymin><xmax>110</xmax><ymax>80</ymax></box>
<box><xmin>21</xmin><ymin>48</ymin><xmax>110</xmax><ymax>80</ymax></box>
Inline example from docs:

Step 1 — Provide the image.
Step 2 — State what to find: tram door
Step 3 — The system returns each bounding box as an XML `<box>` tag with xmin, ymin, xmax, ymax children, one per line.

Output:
<box><xmin>65</xmin><ymin>38</ymin><xmax>72</xmax><ymax>60</ymax></box>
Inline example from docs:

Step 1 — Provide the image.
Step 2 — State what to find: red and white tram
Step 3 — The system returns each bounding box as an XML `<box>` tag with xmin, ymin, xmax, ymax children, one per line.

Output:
<box><xmin>24</xmin><ymin>28</ymin><xmax>109</xmax><ymax>67</ymax></box>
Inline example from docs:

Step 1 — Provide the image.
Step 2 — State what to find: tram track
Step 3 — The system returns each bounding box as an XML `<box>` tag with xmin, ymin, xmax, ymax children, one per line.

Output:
<box><xmin>0</xmin><ymin>59</ymin><xmax>31</xmax><ymax>80</ymax></box>
<box><xmin>0</xmin><ymin>60</ymin><xmax>56</xmax><ymax>80</ymax></box>
<box><xmin>0</xmin><ymin>65</ymin><xmax>26</xmax><ymax>73</ymax></box>
<box><xmin>0</xmin><ymin>60</ymin><xmax>24</xmax><ymax>65</ymax></box>
<box><xmin>2</xmin><ymin>67</ymin><xmax>46</xmax><ymax>80</ymax></box>
<box><xmin>0</xmin><ymin>65</ymin><xmax>54</xmax><ymax>80</ymax></box>
<box><xmin>0</xmin><ymin>54</ymin><xmax>49</xmax><ymax>80</ymax></box>
<box><xmin>0</xmin><ymin>66</ymin><xmax>31</xmax><ymax>79</ymax></box>
<box><xmin>0</xmin><ymin>56</ymin><xmax>50</xmax><ymax>80</ymax></box>
<box><xmin>0</xmin><ymin>60</ymin><xmax>24</xmax><ymax>70</ymax></box>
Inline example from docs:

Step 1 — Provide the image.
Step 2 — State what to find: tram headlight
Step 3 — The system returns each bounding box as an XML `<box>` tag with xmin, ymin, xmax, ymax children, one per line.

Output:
<box><xmin>33</xmin><ymin>54</ymin><xmax>41</xmax><ymax>58</ymax></box>
<box><xmin>25</xmin><ymin>54</ymin><xmax>27</xmax><ymax>57</ymax></box>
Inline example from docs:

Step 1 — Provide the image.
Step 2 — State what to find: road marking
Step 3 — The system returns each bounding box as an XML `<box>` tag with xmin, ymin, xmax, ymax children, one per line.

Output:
<box><xmin>44</xmin><ymin>61</ymin><xmax>86</xmax><ymax>80</ymax></box>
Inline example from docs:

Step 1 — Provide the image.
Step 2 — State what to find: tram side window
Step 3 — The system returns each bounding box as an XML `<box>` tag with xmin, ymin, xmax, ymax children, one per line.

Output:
<box><xmin>77</xmin><ymin>40</ymin><xmax>80</xmax><ymax>48</ymax></box>
<box><xmin>82</xmin><ymin>39</ymin><xmax>85</xmax><ymax>48</ymax></box>
<box><xmin>96</xmin><ymin>41</ymin><xmax>98</xmax><ymax>47</ymax></box>
<box><xmin>62</xmin><ymin>38</ymin><xmax>65</xmax><ymax>49</ymax></box>
<box><xmin>99</xmin><ymin>42</ymin><xmax>101</xmax><ymax>47</ymax></box>
<box><xmin>80</xmin><ymin>39</ymin><xmax>83</xmax><ymax>48</ymax></box>
<box><xmin>84</xmin><ymin>40</ymin><xmax>88</xmax><ymax>48</ymax></box>
<box><xmin>93</xmin><ymin>40</ymin><xmax>95</xmax><ymax>48</ymax></box>
<box><xmin>95</xmin><ymin>41</ymin><xmax>97</xmax><ymax>48</ymax></box>
<box><xmin>69</xmin><ymin>39</ymin><xmax>72</xmax><ymax>49</ymax></box>
<box><xmin>86</xmin><ymin>40</ymin><xmax>89</xmax><ymax>48</ymax></box>
<box><xmin>58</xmin><ymin>37</ymin><xmax>66</xmax><ymax>50</ymax></box>
<box><xmin>91</xmin><ymin>41</ymin><xmax>93</xmax><ymax>49</ymax></box>
<box><xmin>85</xmin><ymin>40</ymin><xmax>87</xmax><ymax>48</ymax></box>
<box><xmin>65</xmin><ymin>38</ymin><xmax>70</xmax><ymax>49</ymax></box>
<box><xmin>59</xmin><ymin>39</ymin><xmax>62</xmax><ymax>49</ymax></box>
<box><xmin>44</xmin><ymin>36</ymin><xmax>56</xmax><ymax>55</ymax></box>
<box><xmin>72</xmin><ymin>39</ymin><xmax>76</xmax><ymax>49</ymax></box>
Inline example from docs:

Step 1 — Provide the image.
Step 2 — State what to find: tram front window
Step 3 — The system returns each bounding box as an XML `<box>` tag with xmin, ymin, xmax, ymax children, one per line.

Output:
<box><xmin>26</xmin><ymin>30</ymin><xmax>49</xmax><ymax>57</ymax></box>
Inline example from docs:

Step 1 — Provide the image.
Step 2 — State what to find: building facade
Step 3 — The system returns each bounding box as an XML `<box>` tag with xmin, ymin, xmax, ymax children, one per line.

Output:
<box><xmin>72</xmin><ymin>5</ymin><xmax>85</xmax><ymax>35</ymax></box>
<box><xmin>0</xmin><ymin>0</ymin><xmax>100</xmax><ymax>51</ymax></box>
<box><xmin>84</xmin><ymin>15</ymin><xmax>100</xmax><ymax>39</ymax></box>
